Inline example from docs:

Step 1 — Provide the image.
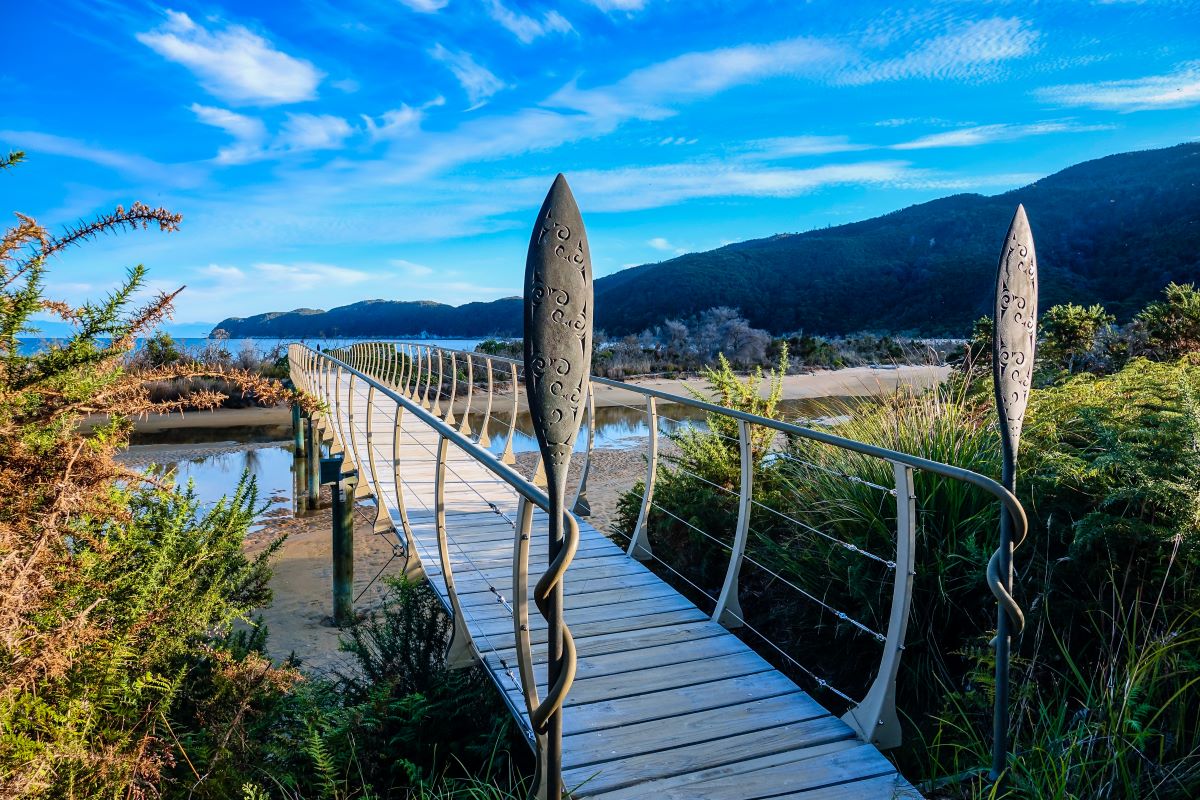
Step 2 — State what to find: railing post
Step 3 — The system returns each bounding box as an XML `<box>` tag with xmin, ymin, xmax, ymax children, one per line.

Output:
<box><xmin>627</xmin><ymin>396</ymin><xmax>658</xmax><ymax>560</ymax></box>
<box><xmin>408</xmin><ymin>344</ymin><xmax>420</xmax><ymax>399</ymax></box>
<box><xmin>990</xmin><ymin>205</ymin><xmax>1037</xmax><ymax>782</ymax></box>
<box><xmin>479</xmin><ymin>357</ymin><xmax>494</xmax><ymax>448</ymax></box>
<box><xmin>392</xmin><ymin>402</ymin><xmax>423</xmax><ymax>580</ymax></box>
<box><xmin>399</xmin><ymin>344</ymin><xmax>411</xmax><ymax>395</ymax></box>
<box><xmin>434</xmin><ymin>433</ymin><xmax>475</xmax><ymax>669</ymax></box>
<box><xmin>331</xmin><ymin>365</ymin><xmax>346</xmax><ymax>457</ymax></box>
<box><xmin>500</xmin><ymin>362</ymin><xmax>518</xmax><ymax>465</ymax></box>
<box><xmin>459</xmin><ymin>353</ymin><xmax>474</xmax><ymax>436</ymax></box>
<box><xmin>841</xmin><ymin>461</ymin><xmax>916</xmax><ymax>748</ymax></box>
<box><xmin>421</xmin><ymin>346</ymin><xmax>433</xmax><ymax>409</ymax></box>
<box><xmin>365</xmin><ymin>384</ymin><xmax>392</xmax><ymax>535</ymax></box>
<box><xmin>444</xmin><ymin>352</ymin><xmax>458</xmax><ymax>425</ymax></box>
<box><xmin>431</xmin><ymin>349</ymin><xmax>444</xmax><ymax>417</ymax></box>
<box><xmin>714</xmin><ymin>419</ymin><xmax>753</xmax><ymax>628</ymax></box>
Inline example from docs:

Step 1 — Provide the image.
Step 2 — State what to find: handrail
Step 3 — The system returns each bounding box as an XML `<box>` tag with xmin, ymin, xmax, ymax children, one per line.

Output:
<box><xmin>388</xmin><ymin>340</ymin><xmax>1028</xmax><ymax>536</ymax></box>
<box><xmin>306</xmin><ymin>336</ymin><xmax>1029</xmax><ymax>755</ymax></box>
<box><xmin>290</xmin><ymin>343</ymin><xmax>576</xmax><ymax>771</ymax></box>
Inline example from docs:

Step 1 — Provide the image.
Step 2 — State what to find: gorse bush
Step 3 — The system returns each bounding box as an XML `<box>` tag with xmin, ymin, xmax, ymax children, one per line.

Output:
<box><xmin>0</xmin><ymin>154</ymin><xmax>302</xmax><ymax>797</ymax></box>
<box><xmin>0</xmin><ymin>156</ymin><xmax>533</xmax><ymax>799</ymax></box>
<box><xmin>231</xmin><ymin>579</ymin><xmax>529</xmax><ymax>800</ymax></box>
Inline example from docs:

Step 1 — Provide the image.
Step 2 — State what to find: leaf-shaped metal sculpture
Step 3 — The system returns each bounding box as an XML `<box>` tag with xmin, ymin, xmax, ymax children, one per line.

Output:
<box><xmin>992</xmin><ymin>204</ymin><xmax>1037</xmax><ymax>471</ymax></box>
<box><xmin>523</xmin><ymin>174</ymin><xmax>591</xmax><ymax>799</ymax></box>
<box><xmin>988</xmin><ymin>204</ymin><xmax>1037</xmax><ymax>781</ymax></box>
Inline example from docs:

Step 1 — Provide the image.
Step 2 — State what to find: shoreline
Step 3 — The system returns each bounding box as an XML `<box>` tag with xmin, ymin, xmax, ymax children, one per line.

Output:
<box><xmin>98</xmin><ymin>364</ymin><xmax>949</xmax><ymax>434</ymax></box>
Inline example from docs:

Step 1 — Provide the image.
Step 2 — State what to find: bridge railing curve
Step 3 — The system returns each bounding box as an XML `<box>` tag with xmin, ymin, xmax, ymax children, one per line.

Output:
<box><xmin>291</xmin><ymin>337</ymin><xmax>1027</xmax><ymax>765</ymax></box>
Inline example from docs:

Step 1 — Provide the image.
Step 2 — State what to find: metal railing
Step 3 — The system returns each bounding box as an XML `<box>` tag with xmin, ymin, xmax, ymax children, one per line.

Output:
<box><xmin>290</xmin><ymin>335</ymin><xmax>1028</xmax><ymax>771</ymax></box>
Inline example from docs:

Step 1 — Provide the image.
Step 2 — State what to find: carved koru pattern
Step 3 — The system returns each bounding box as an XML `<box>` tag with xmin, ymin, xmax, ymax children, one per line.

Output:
<box><xmin>525</xmin><ymin>175</ymin><xmax>593</xmax><ymax>472</ymax></box>
<box><xmin>992</xmin><ymin>205</ymin><xmax>1038</xmax><ymax>463</ymax></box>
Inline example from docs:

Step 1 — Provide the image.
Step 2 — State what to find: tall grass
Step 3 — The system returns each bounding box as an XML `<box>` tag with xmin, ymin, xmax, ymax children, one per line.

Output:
<box><xmin>618</xmin><ymin>356</ymin><xmax>1200</xmax><ymax>798</ymax></box>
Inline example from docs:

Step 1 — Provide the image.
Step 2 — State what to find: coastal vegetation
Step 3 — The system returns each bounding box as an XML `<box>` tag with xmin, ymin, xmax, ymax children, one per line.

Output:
<box><xmin>476</xmin><ymin>308</ymin><xmax>945</xmax><ymax>380</ymax></box>
<box><xmin>614</xmin><ymin>280</ymin><xmax>1200</xmax><ymax>798</ymax></box>
<box><xmin>129</xmin><ymin>333</ymin><xmax>291</xmax><ymax>409</ymax></box>
<box><xmin>0</xmin><ymin>157</ymin><xmax>523</xmax><ymax>799</ymax></box>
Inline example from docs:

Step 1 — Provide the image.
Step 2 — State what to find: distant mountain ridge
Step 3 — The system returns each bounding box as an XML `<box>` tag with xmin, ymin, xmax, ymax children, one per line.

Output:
<box><xmin>212</xmin><ymin>143</ymin><xmax>1200</xmax><ymax>340</ymax></box>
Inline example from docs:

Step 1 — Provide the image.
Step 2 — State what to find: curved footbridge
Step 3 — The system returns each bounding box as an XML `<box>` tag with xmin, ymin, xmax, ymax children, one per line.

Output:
<box><xmin>291</xmin><ymin>341</ymin><xmax>1026</xmax><ymax>799</ymax></box>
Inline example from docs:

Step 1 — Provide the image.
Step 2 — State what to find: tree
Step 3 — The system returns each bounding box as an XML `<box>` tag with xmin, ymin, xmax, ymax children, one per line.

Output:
<box><xmin>1040</xmin><ymin>302</ymin><xmax>1114</xmax><ymax>373</ymax></box>
<box><xmin>1137</xmin><ymin>282</ymin><xmax>1200</xmax><ymax>359</ymax></box>
<box><xmin>139</xmin><ymin>330</ymin><xmax>184</xmax><ymax>367</ymax></box>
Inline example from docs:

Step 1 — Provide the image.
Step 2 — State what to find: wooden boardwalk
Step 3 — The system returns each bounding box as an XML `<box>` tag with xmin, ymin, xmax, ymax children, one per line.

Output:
<box><xmin>331</xmin><ymin>375</ymin><xmax>920</xmax><ymax>799</ymax></box>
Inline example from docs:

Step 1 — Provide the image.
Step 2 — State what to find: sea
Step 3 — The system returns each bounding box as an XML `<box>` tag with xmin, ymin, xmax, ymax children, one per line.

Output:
<box><xmin>15</xmin><ymin>335</ymin><xmax>492</xmax><ymax>358</ymax></box>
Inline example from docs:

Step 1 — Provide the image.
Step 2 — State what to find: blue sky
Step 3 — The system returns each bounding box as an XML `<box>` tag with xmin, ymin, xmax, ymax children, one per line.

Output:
<box><xmin>4</xmin><ymin>0</ymin><xmax>1199</xmax><ymax>327</ymax></box>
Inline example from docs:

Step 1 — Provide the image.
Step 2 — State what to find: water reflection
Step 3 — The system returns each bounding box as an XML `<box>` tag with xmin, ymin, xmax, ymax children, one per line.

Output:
<box><xmin>129</xmin><ymin>444</ymin><xmax>295</xmax><ymax>530</ymax></box>
<box><xmin>475</xmin><ymin>396</ymin><xmax>860</xmax><ymax>456</ymax></box>
<box><xmin>123</xmin><ymin>395</ymin><xmax>863</xmax><ymax>529</ymax></box>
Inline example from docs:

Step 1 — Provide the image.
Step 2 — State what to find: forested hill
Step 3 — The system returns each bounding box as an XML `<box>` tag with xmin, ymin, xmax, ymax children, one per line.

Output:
<box><xmin>210</xmin><ymin>298</ymin><xmax>523</xmax><ymax>339</ymax></box>
<box><xmin>212</xmin><ymin>143</ymin><xmax>1200</xmax><ymax>339</ymax></box>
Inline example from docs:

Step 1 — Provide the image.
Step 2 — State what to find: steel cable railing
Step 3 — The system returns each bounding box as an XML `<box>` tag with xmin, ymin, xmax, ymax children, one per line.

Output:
<box><xmin>300</xmin><ymin>344</ymin><xmax>541</xmax><ymax>742</ymax></box>
<box><xmin>326</xmin><ymin>340</ymin><xmax>1027</xmax><ymax>757</ymax></box>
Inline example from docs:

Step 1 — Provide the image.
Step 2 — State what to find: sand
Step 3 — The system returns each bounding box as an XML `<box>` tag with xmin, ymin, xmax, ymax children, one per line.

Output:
<box><xmin>242</xmin><ymin>450</ymin><xmax>644</xmax><ymax>676</ymax></box>
<box><xmin>241</xmin><ymin>490</ymin><xmax>405</xmax><ymax>676</ymax></box>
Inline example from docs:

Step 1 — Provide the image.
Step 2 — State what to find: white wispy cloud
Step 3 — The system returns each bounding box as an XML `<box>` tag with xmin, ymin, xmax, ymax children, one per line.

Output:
<box><xmin>484</xmin><ymin>0</ymin><xmax>573</xmax><ymax>43</ymax></box>
<box><xmin>891</xmin><ymin>120</ymin><xmax>1114</xmax><ymax>150</ymax></box>
<box><xmin>546</xmin><ymin>37</ymin><xmax>845</xmax><ymax>119</ymax></box>
<box><xmin>137</xmin><ymin>10</ymin><xmax>323</xmax><ymax>106</ymax></box>
<box><xmin>252</xmin><ymin>262</ymin><xmax>371</xmax><ymax>290</ymax></box>
<box><xmin>391</xmin><ymin>259</ymin><xmax>434</xmax><ymax>276</ymax></box>
<box><xmin>839</xmin><ymin>17</ymin><xmax>1039</xmax><ymax>85</ymax></box>
<box><xmin>586</xmin><ymin>0</ymin><xmax>646</xmax><ymax>11</ymax></box>
<box><xmin>276</xmin><ymin>114</ymin><xmax>355</xmax><ymax>152</ymax></box>
<box><xmin>1035</xmin><ymin>62</ymin><xmax>1200</xmax><ymax>111</ymax></box>
<box><xmin>0</xmin><ymin>129</ymin><xmax>204</xmax><ymax>186</ymax></box>
<box><xmin>190</xmin><ymin>104</ymin><xmax>268</xmax><ymax>164</ymax></box>
<box><xmin>397</xmin><ymin>0</ymin><xmax>449</xmax><ymax>12</ymax></box>
<box><xmin>361</xmin><ymin>106</ymin><xmax>424</xmax><ymax>141</ymax></box>
<box><xmin>429</xmin><ymin>44</ymin><xmax>508</xmax><ymax>107</ymax></box>
<box><xmin>517</xmin><ymin>160</ymin><xmax>915</xmax><ymax>212</ymax></box>
<box><xmin>873</xmin><ymin>116</ymin><xmax>959</xmax><ymax>128</ymax></box>
<box><xmin>191</xmin><ymin>106</ymin><xmax>354</xmax><ymax>162</ymax></box>
<box><xmin>741</xmin><ymin>135</ymin><xmax>868</xmax><ymax>159</ymax></box>
<box><xmin>648</xmin><ymin>236</ymin><xmax>685</xmax><ymax>254</ymax></box>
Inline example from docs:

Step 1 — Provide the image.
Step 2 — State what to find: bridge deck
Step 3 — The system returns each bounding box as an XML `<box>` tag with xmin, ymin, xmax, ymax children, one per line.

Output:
<box><xmin>344</xmin><ymin>381</ymin><xmax>920</xmax><ymax>799</ymax></box>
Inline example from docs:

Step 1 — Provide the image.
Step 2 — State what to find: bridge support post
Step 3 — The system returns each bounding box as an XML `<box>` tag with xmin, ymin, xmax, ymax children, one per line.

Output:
<box><xmin>322</xmin><ymin>455</ymin><xmax>356</xmax><ymax>626</ymax></box>
<box><xmin>305</xmin><ymin>415</ymin><xmax>321</xmax><ymax>510</ymax></box>
<box><xmin>292</xmin><ymin>403</ymin><xmax>304</xmax><ymax>455</ymax></box>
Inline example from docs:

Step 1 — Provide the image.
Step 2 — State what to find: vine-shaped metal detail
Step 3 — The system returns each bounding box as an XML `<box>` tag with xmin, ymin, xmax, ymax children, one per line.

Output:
<box><xmin>519</xmin><ymin>174</ymin><xmax>591</xmax><ymax>798</ymax></box>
